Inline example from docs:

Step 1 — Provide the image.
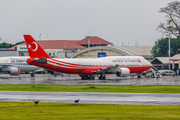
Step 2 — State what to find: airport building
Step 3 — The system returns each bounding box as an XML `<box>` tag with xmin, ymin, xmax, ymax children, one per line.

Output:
<box><xmin>6</xmin><ymin>36</ymin><xmax>153</xmax><ymax>61</ymax></box>
<box><xmin>0</xmin><ymin>48</ymin><xmax>17</xmax><ymax>57</ymax></box>
<box><xmin>151</xmin><ymin>55</ymin><xmax>180</xmax><ymax>71</ymax></box>
<box><xmin>151</xmin><ymin>57</ymin><xmax>179</xmax><ymax>70</ymax></box>
<box><xmin>71</xmin><ymin>46</ymin><xmax>153</xmax><ymax>60</ymax></box>
<box><xmin>14</xmin><ymin>36</ymin><xmax>113</xmax><ymax>58</ymax></box>
<box><xmin>170</xmin><ymin>54</ymin><xmax>180</xmax><ymax>70</ymax></box>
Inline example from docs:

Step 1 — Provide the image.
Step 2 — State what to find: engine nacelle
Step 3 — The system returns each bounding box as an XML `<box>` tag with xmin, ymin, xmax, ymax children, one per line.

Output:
<box><xmin>8</xmin><ymin>67</ymin><xmax>21</xmax><ymax>76</ymax></box>
<box><xmin>116</xmin><ymin>68</ymin><xmax>130</xmax><ymax>77</ymax></box>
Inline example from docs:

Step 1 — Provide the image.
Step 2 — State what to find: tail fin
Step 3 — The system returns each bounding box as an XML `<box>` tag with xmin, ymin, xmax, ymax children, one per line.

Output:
<box><xmin>23</xmin><ymin>35</ymin><xmax>51</xmax><ymax>58</ymax></box>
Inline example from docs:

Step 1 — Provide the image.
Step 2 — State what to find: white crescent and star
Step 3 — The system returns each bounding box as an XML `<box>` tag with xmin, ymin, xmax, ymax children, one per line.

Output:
<box><xmin>28</xmin><ymin>42</ymin><xmax>38</xmax><ymax>51</ymax></box>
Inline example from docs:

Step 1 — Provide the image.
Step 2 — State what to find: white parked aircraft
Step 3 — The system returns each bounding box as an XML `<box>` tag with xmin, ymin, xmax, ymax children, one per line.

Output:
<box><xmin>0</xmin><ymin>56</ymin><xmax>40</xmax><ymax>76</ymax></box>
<box><xmin>24</xmin><ymin>35</ymin><xmax>152</xmax><ymax>80</ymax></box>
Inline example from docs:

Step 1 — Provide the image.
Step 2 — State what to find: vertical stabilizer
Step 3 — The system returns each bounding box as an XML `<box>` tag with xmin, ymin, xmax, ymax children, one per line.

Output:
<box><xmin>23</xmin><ymin>35</ymin><xmax>51</xmax><ymax>58</ymax></box>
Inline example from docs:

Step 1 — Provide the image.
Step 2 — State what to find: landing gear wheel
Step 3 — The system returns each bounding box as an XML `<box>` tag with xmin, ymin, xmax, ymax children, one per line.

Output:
<box><xmin>99</xmin><ymin>75</ymin><xmax>106</xmax><ymax>80</ymax></box>
<box><xmin>137</xmin><ymin>74</ymin><xmax>141</xmax><ymax>78</ymax></box>
<box><xmin>91</xmin><ymin>76</ymin><xmax>95</xmax><ymax>80</ymax></box>
<box><xmin>81</xmin><ymin>74</ymin><xmax>95</xmax><ymax>80</ymax></box>
<box><xmin>31</xmin><ymin>71</ymin><xmax>36</xmax><ymax>77</ymax></box>
<box><xmin>31</xmin><ymin>73</ymin><xmax>35</xmax><ymax>77</ymax></box>
<box><xmin>81</xmin><ymin>76</ymin><xmax>85</xmax><ymax>80</ymax></box>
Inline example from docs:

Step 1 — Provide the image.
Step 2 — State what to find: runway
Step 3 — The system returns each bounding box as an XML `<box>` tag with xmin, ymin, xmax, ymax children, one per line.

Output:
<box><xmin>1</xmin><ymin>91</ymin><xmax>180</xmax><ymax>105</ymax></box>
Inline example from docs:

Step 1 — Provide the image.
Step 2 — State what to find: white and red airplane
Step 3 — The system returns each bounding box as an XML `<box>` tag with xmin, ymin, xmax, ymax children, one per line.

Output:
<box><xmin>24</xmin><ymin>35</ymin><xmax>152</xmax><ymax>80</ymax></box>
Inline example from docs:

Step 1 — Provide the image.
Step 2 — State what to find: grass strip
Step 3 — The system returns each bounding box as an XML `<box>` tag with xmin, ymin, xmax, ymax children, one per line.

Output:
<box><xmin>0</xmin><ymin>84</ymin><xmax>180</xmax><ymax>93</ymax></box>
<box><xmin>0</xmin><ymin>101</ymin><xmax>180</xmax><ymax>120</ymax></box>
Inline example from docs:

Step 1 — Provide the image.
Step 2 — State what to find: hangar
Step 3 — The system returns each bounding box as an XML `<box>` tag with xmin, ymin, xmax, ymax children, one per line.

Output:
<box><xmin>71</xmin><ymin>46</ymin><xmax>153</xmax><ymax>60</ymax></box>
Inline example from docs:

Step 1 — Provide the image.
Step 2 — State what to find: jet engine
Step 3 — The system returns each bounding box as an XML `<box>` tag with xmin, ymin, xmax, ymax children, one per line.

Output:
<box><xmin>116</xmin><ymin>68</ymin><xmax>130</xmax><ymax>77</ymax></box>
<box><xmin>8</xmin><ymin>67</ymin><xmax>21</xmax><ymax>75</ymax></box>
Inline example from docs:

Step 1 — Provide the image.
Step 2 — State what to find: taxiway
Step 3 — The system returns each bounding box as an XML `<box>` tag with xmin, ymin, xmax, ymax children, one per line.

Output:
<box><xmin>1</xmin><ymin>74</ymin><xmax>180</xmax><ymax>105</ymax></box>
<box><xmin>0</xmin><ymin>91</ymin><xmax>180</xmax><ymax>105</ymax></box>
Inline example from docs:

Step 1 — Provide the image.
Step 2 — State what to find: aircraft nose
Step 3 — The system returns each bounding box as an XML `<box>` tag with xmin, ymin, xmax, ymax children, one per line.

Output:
<box><xmin>147</xmin><ymin>60</ymin><xmax>152</xmax><ymax>66</ymax></box>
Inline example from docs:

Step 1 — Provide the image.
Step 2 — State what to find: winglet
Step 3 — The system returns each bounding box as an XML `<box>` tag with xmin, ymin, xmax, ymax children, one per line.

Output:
<box><xmin>23</xmin><ymin>35</ymin><xmax>51</xmax><ymax>58</ymax></box>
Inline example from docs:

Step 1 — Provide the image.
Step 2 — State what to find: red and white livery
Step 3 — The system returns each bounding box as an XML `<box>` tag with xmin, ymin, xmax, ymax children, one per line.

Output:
<box><xmin>24</xmin><ymin>35</ymin><xmax>152</xmax><ymax>80</ymax></box>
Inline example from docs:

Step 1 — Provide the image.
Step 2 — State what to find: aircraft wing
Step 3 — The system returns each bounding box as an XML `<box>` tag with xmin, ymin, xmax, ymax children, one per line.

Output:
<box><xmin>93</xmin><ymin>65</ymin><xmax>119</xmax><ymax>74</ymax></box>
<box><xmin>0</xmin><ymin>65</ymin><xmax>10</xmax><ymax>72</ymax></box>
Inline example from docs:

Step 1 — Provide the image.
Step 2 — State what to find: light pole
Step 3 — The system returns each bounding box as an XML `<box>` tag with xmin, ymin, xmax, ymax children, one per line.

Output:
<box><xmin>168</xmin><ymin>33</ymin><xmax>171</xmax><ymax>72</ymax></box>
<box><xmin>0</xmin><ymin>38</ymin><xmax>2</xmax><ymax>57</ymax></box>
<box><xmin>86</xmin><ymin>36</ymin><xmax>91</xmax><ymax>58</ymax></box>
<box><xmin>39</xmin><ymin>34</ymin><xmax>41</xmax><ymax>40</ymax></box>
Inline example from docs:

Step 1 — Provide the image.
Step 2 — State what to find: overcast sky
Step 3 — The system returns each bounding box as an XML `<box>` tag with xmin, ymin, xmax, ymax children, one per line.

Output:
<box><xmin>0</xmin><ymin>0</ymin><xmax>175</xmax><ymax>46</ymax></box>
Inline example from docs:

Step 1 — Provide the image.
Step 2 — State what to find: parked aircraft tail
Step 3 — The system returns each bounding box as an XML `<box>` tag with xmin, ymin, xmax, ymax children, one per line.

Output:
<box><xmin>23</xmin><ymin>35</ymin><xmax>51</xmax><ymax>58</ymax></box>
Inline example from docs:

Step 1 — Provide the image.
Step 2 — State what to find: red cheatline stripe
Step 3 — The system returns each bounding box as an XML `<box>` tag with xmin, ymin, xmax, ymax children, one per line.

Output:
<box><xmin>47</xmin><ymin>60</ymin><xmax>92</xmax><ymax>68</ymax></box>
<box><xmin>47</xmin><ymin>59</ymin><xmax>110</xmax><ymax>69</ymax></box>
<box><xmin>46</xmin><ymin>61</ymin><xmax>108</xmax><ymax>72</ymax></box>
<box><xmin>49</xmin><ymin>58</ymin><xmax>85</xmax><ymax>66</ymax></box>
<box><xmin>47</xmin><ymin>59</ymin><xmax>78</xmax><ymax>67</ymax></box>
<box><xmin>47</xmin><ymin>58</ymin><xmax>112</xmax><ymax>68</ymax></box>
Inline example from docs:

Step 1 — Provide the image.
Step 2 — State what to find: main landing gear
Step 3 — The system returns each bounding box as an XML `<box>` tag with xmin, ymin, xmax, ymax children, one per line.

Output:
<box><xmin>31</xmin><ymin>71</ymin><xmax>35</xmax><ymax>77</ymax></box>
<box><xmin>79</xmin><ymin>74</ymin><xmax>106</xmax><ymax>80</ymax></box>
<box><xmin>99</xmin><ymin>74</ymin><xmax>106</xmax><ymax>80</ymax></box>
<box><xmin>137</xmin><ymin>74</ymin><xmax>141</xmax><ymax>78</ymax></box>
<box><xmin>80</xmin><ymin>74</ymin><xmax>95</xmax><ymax>80</ymax></box>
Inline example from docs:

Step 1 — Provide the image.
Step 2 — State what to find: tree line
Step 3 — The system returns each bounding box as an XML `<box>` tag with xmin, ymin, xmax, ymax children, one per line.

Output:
<box><xmin>151</xmin><ymin>37</ymin><xmax>180</xmax><ymax>57</ymax></box>
<box><xmin>0</xmin><ymin>41</ymin><xmax>24</xmax><ymax>48</ymax></box>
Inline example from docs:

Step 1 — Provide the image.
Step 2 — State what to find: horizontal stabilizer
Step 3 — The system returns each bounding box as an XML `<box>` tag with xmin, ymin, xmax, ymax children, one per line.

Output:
<box><xmin>32</xmin><ymin>58</ymin><xmax>47</xmax><ymax>64</ymax></box>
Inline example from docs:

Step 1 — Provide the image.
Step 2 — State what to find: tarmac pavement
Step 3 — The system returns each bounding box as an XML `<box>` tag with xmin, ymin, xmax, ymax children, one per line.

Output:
<box><xmin>0</xmin><ymin>74</ymin><xmax>179</xmax><ymax>85</ymax></box>
<box><xmin>0</xmin><ymin>91</ymin><xmax>180</xmax><ymax>105</ymax></box>
<box><xmin>0</xmin><ymin>74</ymin><xmax>180</xmax><ymax>105</ymax></box>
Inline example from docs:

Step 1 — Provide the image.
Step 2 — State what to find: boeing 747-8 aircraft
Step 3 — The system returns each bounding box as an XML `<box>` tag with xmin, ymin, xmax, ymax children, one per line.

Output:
<box><xmin>24</xmin><ymin>35</ymin><xmax>152</xmax><ymax>80</ymax></box>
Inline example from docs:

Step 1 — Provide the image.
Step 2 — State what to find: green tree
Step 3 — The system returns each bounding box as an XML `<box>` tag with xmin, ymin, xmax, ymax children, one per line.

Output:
<box><xmin>15</xmin><ymin>41</ymin><xmax>24</xmax><ymax>45</ymax></box>
<box><xmin>0</xmin><ymin>41</ymin><xmax>25</xmax><ymax>48</ymax></box>
<box><xmin>151</xmin><ymin>37</ymin><xmax>180</xmax><ymax>57</ymax></box>
<box><xmin>157</xmin><ymin>1</ymin><xmax>180</xmax><ymax>37</ymax></box>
